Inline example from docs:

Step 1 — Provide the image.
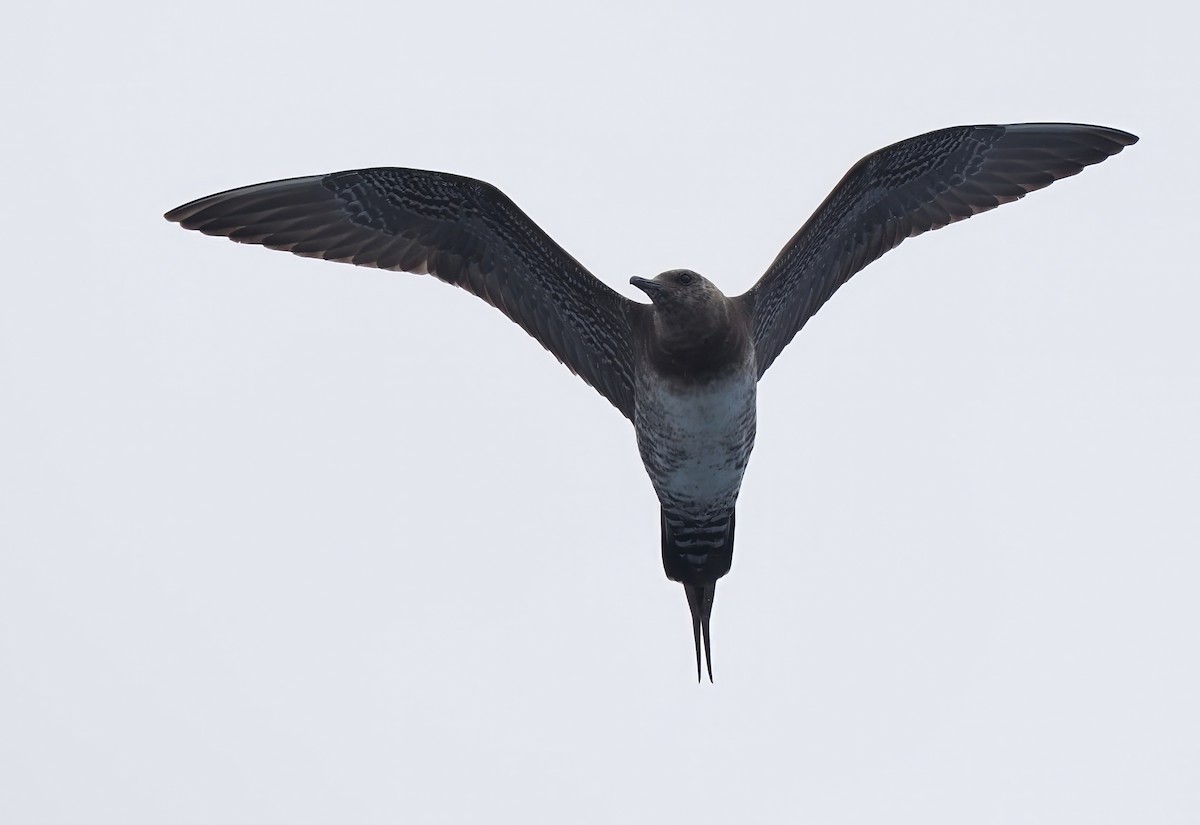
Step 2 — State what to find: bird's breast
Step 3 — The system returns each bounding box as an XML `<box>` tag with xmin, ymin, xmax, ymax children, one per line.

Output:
<box><xmin>634</xmin><ymin>361</ymin><xmax>757</xmax><ymax>515</ymax></box>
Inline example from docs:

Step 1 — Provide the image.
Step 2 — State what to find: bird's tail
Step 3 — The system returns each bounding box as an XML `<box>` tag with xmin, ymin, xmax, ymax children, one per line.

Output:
<box><xmin>660</xmin><ymin>509</ymin><xmax>735</xmax><ymax>681</ymax></box>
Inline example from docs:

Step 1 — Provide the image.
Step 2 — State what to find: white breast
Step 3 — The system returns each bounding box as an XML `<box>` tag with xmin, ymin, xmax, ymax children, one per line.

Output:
<box><xmin>634</xmin><ymin>365</ymin><xmax>757</xmax><ymax>515</ymax></box>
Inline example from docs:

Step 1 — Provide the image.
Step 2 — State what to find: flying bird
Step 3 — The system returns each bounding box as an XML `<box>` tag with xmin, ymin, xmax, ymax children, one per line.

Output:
<box><xmin>165</xmin><ymin>123</ymin><xmax>1137</xmax><ymax>680</ymax></box>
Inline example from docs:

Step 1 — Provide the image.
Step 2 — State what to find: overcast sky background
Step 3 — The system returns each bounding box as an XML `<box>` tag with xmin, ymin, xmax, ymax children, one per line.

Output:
<box><xmin>2</xmin><ymin>1</ymin><xmax>1196</xmax><ymax>823</ymax></box>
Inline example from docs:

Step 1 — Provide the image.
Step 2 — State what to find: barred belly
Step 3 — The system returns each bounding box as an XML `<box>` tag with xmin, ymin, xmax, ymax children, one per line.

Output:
<box><xmin>634</xmin><ymin>366</ymin><xmax>757</xmax><ymax>516</ymax></box>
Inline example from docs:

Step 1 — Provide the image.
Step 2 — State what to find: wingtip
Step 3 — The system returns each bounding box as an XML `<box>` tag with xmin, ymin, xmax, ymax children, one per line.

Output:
<box><xmin>1000</xmin><ymin>122</ymin><xmax>1140</xmax><ymax>153</ymax></box>
<box><xmin>163</xmin><ymin>198</ymin><xmax>205</xmax><ymax>226</ymax></box>
<box><xmin>1092</xmin><ymin>124</ymin><xmax>1139</xmax><ymax>148</ymax></box>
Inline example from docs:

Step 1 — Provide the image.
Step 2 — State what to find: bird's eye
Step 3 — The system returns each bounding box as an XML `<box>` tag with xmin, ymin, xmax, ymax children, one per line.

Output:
<box><xmin>678</xmin><ymin>273</ymin><xmax>694</xmax><ymax>285</ymax></box>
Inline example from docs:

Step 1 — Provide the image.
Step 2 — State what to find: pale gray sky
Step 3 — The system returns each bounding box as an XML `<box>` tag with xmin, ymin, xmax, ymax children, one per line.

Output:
<box><xmin>2</xmin><ymin>1</ymin><xmax>1196</xmax><ymax>823</ymax></box>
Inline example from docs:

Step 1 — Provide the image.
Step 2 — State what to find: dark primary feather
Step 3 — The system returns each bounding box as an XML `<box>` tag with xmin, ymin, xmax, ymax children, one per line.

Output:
<box><xmin>739</xmin><ymin>123</ymin><xmax>1139</xmax><ymax>376</ymax></box>
<box><xmin>165</xmin><ymin>169</ymin><xmax>641</xmax><ymax>418</ymax></box>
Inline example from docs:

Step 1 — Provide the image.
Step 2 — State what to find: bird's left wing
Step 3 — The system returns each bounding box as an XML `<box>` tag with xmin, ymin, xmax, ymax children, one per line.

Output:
<box><xmin>166</xmin><ymin>168</ymin><xmax>641</xmax><ymax>418</ymax></box>
<box><xmin>738</xmin><ymin>123</ymin><xmax>1137</xmax><ymax>377</ymax></box>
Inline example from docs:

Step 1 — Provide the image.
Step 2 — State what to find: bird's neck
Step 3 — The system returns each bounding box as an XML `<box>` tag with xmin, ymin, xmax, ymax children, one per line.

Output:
<box><xmin>647</xmin><ymin>303</ymin><xmax>750</xmax><ymax>377</ymax></box>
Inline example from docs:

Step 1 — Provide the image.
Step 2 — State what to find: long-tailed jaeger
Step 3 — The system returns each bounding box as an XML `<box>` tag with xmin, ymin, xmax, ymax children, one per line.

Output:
<box><xmin>166</xmin><ymin>123</ymin><xmax>1137</xmax><ymax>681</ymax></box>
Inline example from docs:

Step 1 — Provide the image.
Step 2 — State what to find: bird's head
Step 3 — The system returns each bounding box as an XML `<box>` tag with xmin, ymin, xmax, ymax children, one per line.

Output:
<box><xmin>630</xmin><ymin>270</ymin><xmax>735</xmax><ymax>356</ymax></box>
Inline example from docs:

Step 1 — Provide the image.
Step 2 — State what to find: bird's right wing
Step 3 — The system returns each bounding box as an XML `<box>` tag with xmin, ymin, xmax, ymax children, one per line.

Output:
<box><xmin>738</xmin><ymin>124</ymin><xmax>1138</xmax><ymax>377</ymax></box>
<box><xmin>166</xmin><ymin>168</ymin><xmax>642</xmax><ymax>419</ymax></box>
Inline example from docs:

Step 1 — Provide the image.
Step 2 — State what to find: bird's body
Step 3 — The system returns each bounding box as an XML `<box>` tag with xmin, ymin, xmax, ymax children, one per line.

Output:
<box><xmin>633</xmin><ymin>271</ymin><xmax>757</xmax><ymax>517</ymax></box>
<box><xmin>635</xmin><ymin>353</ymin><xmax>756</xmax><ymax>517</ymax></box>
<box><xmin>166</xmin><ymin>123</ymin><xmax>1137</xmax><ymax>680</ymax></box>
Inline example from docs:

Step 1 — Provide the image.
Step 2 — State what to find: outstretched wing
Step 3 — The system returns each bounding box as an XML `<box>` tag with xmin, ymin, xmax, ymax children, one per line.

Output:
<box><xmin>739</xmin><ymin>123</ymin><xmax>1138</xmax><ymax>376</ymax></box>
<box><xmin>166</xmin><ymin>168</ymin><xmax>641</xmax><ymax>418</ymax></box>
